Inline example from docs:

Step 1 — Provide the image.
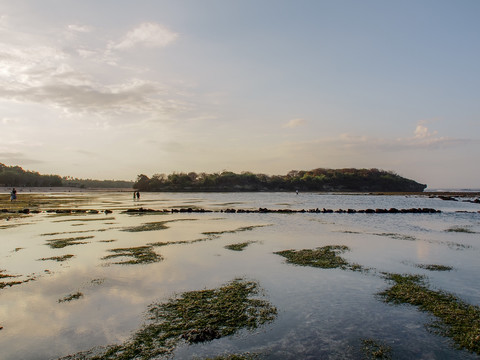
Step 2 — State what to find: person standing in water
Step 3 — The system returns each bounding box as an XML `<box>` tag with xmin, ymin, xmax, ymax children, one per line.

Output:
<box><xmin>10</xmin><ymin>188</ymin><xmax>17</xmax><ymax>201</ymax></box>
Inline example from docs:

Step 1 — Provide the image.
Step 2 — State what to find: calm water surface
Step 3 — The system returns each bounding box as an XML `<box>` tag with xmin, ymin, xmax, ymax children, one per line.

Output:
<box><xmin>1</xmin><ymin>192</ymin><xmax>479</xmax><ymax>359</ymax></box>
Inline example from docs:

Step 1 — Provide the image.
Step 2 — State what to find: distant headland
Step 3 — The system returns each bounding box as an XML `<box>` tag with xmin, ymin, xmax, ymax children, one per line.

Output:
<box><xmin>134</xmin><ymin>168</ymin><xmax>427</xmax><ymax>192</ymax></box>
<box><xmin>0</xmin><ymin>163</ymin><xmax>427</xmax><ymax>192</ymax></box>
<box><xmin>0</xmin><ymin>163</ymin><xmax>133</xmax><ymax>189</ymax></box>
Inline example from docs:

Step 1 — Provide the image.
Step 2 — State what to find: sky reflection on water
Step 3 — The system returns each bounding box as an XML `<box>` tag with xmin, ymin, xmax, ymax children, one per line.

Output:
<box><xmin>0</xmin><ymin>192</ymin><xmax>479</xmax><ymax>359</ymax></box>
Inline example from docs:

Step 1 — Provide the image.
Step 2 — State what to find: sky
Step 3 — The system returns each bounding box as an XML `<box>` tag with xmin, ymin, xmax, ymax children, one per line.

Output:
<box><xmin>0</xmin><ymin>1</ymin><xmax>479</xmax><ymax>189</ymax></box>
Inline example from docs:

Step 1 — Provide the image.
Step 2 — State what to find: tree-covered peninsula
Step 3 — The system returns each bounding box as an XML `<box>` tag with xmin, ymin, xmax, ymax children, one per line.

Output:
<box><xmin>0</xmin><ymin>163</ymin><xmax>132</xmax><ymax>188</ymax></box>
<box><xmin>0</xmin><ymin>163</ymin><xmax>62</xmax><ymax>187</ymax></box>
<box><xmin>134</xmin><ymin>168</ymin><xmax>427</xmax><ymax>192</ymax></box>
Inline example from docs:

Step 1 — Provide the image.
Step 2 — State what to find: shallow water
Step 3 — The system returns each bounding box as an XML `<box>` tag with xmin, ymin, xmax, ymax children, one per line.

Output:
<box><xmin>1</xmin><ymin>192</ymin><xmax>479</xmax><ymax>359</ymax></box>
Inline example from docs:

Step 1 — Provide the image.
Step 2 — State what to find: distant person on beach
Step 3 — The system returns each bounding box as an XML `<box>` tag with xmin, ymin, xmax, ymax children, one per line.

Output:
<box><xmin>136</xmin><ymin>191</ymin><xmax>140</xmax><ymax>200</ymax></box>
<box><xmin>133</xmin><ymin>191</ymin><xmax>136</xmax><ymax>200</ymax></box>
<box><xmin>10</xmin><ymin>188</ymin><xmax>17</xmax><ymax>201</ymax></box>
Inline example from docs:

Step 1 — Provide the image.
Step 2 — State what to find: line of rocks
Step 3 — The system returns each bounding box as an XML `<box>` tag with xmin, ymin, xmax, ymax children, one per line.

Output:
<box><xmin>1</xmin><ymin>208</ymin><xmax>113</xmax><ymax>215</ymax></box>
<box><xmin>124</xmin><ymin>207</ymin><xmax>442</xmax><ymax>214</ymax></box>
<box><xmin>8</xmin><ymin>206</ymin><xmax>480</xmax><ymax>216</ymax></box>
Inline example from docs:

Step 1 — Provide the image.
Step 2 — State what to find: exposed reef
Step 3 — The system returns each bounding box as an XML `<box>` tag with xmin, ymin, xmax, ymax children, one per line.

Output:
<box><xmin>123</xmin><ymin>206</ymin><xmax>443</xmax><ymax>214</ymax></box>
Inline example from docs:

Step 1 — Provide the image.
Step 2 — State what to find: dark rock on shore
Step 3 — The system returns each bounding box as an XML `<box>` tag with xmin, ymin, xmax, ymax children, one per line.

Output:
<box><xmin>439</xmin><ymin>196</ymin><xmax>458</xmax><ymax>201</ymax></box>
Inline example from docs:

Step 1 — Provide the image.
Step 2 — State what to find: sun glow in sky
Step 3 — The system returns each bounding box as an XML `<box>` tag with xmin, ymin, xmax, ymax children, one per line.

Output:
<box><xmin>0</xmin><ymin>1</ymin><xmax>479</xmax><ymax>188</ymax></box>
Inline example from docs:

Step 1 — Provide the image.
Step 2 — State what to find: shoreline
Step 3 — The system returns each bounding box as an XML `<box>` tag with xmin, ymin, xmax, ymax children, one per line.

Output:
<box><xmin>1</xmin><ymin>187</ymin><xmax>480</xmax><ymax>198</ymax></box>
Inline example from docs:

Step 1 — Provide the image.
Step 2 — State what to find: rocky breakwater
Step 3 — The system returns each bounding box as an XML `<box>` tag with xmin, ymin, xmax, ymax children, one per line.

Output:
<box><xmin>123</xmin><ymin>207</ymin><xmax>442</xmax><ymax>214</ymax></box>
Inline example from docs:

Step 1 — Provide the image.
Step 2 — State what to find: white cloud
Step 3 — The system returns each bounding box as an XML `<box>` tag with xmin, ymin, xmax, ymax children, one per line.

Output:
<box><xmin>280</xmin><ymin>123</ymin><xmax>475</xmax><ymax>156</ymax></box>
<box><xmin>0</xmin><ymin>151</ymin><xmax>43</xmax><ymax>165</ymax></box>
<box><xmin>414</xmin><ymin>123</ymin><xmax>438</xmax><ymax>139</ymax></box>
<box><xmin>282</xmin><ymin>118</ymin><xmax>306</xmax><ymax>128</ymax></box>
<box><xmin>68</xmin><ymin>24</ymin><xmax>92</xmax><ymax>33</ymax></box>
<box><xmin>111</xmin><ymin>22</ymin><xmax>178</xmax><ymax>50</ymax></box>
<box><xmin>0</xmin><ymin>24</ymin><xmax>188</xmax><ymax>121</ymax></box>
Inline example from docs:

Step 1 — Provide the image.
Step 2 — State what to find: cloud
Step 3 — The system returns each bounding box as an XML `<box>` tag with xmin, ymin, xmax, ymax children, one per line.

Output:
<box><xmin>282</xmin><ymin>118</ymin><xmax>306</xmax><ymax>128</ymax></box>
<box><xmin>111</xmin><ymin>22</ymin><xmax>178</xmax><ymax>50</ymax></box>
<box><xmin>414</xmin><ymin>123</ymin><xmax>438</xmax><ymax>139</ymax></box>
<box><xmin>0</xmin><ymin>29</ymin><xmax>188</xmax><ymax>119</ymax></box>
<box><xmin>0</xmin><ymin>152</ymin><xmax>43</xmax><ymax>165</ymax></box>
<box><xmin>68</xmin><ymin>24</ymin><xmax>92</xmax><ymax>33</ymax></box>
<box><xmin>0</xmin><ymin>79</ymin><xmax>187</xmax><ymax>117</ymax></box>
<box><xmin>280</xmin><ymin>123</ymin><xmax>476</xmax><ymax>157</ymax></box>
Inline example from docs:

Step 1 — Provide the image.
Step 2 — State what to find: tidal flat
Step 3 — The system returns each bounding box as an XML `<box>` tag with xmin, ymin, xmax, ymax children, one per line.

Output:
<box><xmin>0</xmin><ymin>191</ymin><xmax>479</xmax><ymax>359</ymax></box>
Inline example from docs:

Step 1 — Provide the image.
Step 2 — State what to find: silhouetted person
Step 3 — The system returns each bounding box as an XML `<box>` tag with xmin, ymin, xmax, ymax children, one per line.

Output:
<box><xmin>10</xmin><ymin>188</ymin><xmax>17</xmax><ymax>202</ymax></box>
<box><xmin>136</xmin><ymin>191</ymin><xmax>140</xmax><ymax>200</ymax></box>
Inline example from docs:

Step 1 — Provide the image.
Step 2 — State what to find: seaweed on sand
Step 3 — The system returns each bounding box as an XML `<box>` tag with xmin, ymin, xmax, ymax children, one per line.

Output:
<box><xmin>202</xmin><ymin>225</ymin><xmax>269</xmax><ymax>237</ymax></box>
<box><xmin>102</xmin><ymin>246</ymin><xmax>163</xmax><ymax>265</ymax></box>
<box><xmin>52</xmin><ymin>217</ymin><xmax>115</xmax><ymax>223</ymax></box>
<box><xmin>379</xmin><ymin>273</ymin><xmax>480</xmax><ymax>354</ymax></box>
<box><xmin>46</xmin><ymin>236</ymin><xmax>93</xmax><ymax>249</ymax></box>
<box><xmin>0</xmin><ymin>270</ymin><xmax>22</xmax><ymax>289</ymax></box>
<box><xmin>361</xmin><ymin>338</ymin><xmax>392</xmax><ymax>359</ymax></box>
<box><xmin>373</xmin><ymin>233</ymin><xmax>416</xmax><ymax>241</ymax></box>
<box><xmin>200</xmin><ymin>353</ymin><xmax>260</xmax><ymax>360</ymax></box>
<box><xmin>445</xmin><ymin>226</ymin><xmax>476</xmax><ymax>234</ymax></box>
<box><xmin>275</xmin><ymin>245</ymin><xmax>365</xmax><ymax>272</ymax></box>
<box><xmin>58</xmin><ymin>291</ymin><xmax>84</xmax><ymax>303</ymax></box>
<box><xmin>416</xmin><ymin>264</ymin><xmax>453</xmax><ymax>271</ymax></box>
<box><xmin>148</xmin><ymin>225</ymin><xmax>269</xmax><ymax>248</ymax></box>
<box><xmin>0</xmin><ymin>270</ymin><xmax>35</xmax><ymax>290</ymax></box>
<box><xmin>61</xmin><ymin>279</ymin><xmax>277</xmax><ymax>360</ymax></box>
<box><xmin>121</xmin><ymin>219</ymin><xmax>196</xmax><ymax>232</ymax></box>
<box><xmin>225</xmin><ymin>241</ymin><xmax>256</xmax><ymax>251</ymax></box>
<box><xmin>39</xmin><ymin>254</ymin><xmax>75</xmax><ymax>262</ymax></box>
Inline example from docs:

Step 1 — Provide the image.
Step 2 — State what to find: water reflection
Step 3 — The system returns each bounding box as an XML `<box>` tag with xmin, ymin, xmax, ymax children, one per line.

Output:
<box><xmin>0</xmin><ymin>192</ymin><xmax>479</xmax><ymax>359</ymax></box>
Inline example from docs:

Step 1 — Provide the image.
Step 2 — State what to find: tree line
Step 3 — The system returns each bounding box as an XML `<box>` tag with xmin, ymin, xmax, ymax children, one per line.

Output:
<box><xmin>134</xmin><ymin>168</ymin><xmax>427</xmax><ymax>192</ymax></box>
<box><xmin>0</xmin><ymin>163</ymin><xmax>62</xmax><ymax>187</ymax></box>
<box><xmin>0</xmin><ymin>163</ymin><xmax>132</xmax><ymax>188</ymax></box>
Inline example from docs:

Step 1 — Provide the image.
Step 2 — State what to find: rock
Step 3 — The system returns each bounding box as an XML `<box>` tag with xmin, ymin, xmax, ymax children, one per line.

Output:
<box><xmin>439</xmin><ymin>196</ymin><xmax>457</xmax><ymax>201</ymax></box>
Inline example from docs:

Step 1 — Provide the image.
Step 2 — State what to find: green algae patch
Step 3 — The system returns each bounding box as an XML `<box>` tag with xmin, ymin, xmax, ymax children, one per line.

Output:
<box><xmin>201</xmin><ymin>353</ymin><xmax>260</xmax><ymax>360</ymax></box>
<box><xmin>275</xmin><ymin>245</ymin><xmax>365</xmax><ymax>271</ymax></box>
<box><xmin>103</xmin><ymin>246</ymin><xmax>163</xmax><ymax>265</ymax></box>
<box><xmin>374</xmin><ymin>232</ymin><xmax>416</xmax><ymax>241</ymax></box>
<box><xmin>121</xmin><ymin>219</ymin><xmax>195</xmax><ymax>233</ymax></box>
<box><xmin>202</xmin><ymin>224</ymin><xmax>269</xmax><ymax>237</ymax></box>
<box><xmin>361</xmin><ymin>338</ymin><xmax>392</xmax><ymax>359</ymax></box>
<box><xmin>63</xmin><ymin>279</ymin><xmax>277</xmax><ymax>360</ymax></box>
<box><xmin>149</xmin><ymin>239</ymin><xmax>192</xmax><ymax>247</ymax></box>
<box><xmin>53</xmin><ymin>217</ymin><xmax>115</xmax><ymax>223</ymax></box>
<box><xmin>225</xmin><ymin>241</ymin><xmax>256</xmax><ymax>251</ymax></box>
<box><xmin>445</xmin><ymin>226</ymin><xmax>475</xmax><ymax>233</ymax></box>
<box><xmin>46</xmin><ymin>236</ymin><xmax>93</xmax><ymax>249</ymax></box>
<box><xmin>58</xmin><ymin>291</ymin><xmax>84</xmax><ymax>303</ymax></box>
<box><xmin>379</xmin><ymin>273</ymin><xmax>480</xmax><ymax>354</ymax></box>
<box><xmin>122</xmin><ymin>221</ymin><xmax>169</xmax><ymax>232</ymax></box>
<box><xmin>39</xmin><ymin>254</ymin><xmax>75</xmax><ymax>262</ymax></box>
<box><xmin>147</xmin><ymin>225</ymin><xmax>268</xmax><ymax>249</ymax></box>
<box><xmin>416</xmin><ymin>264</ymin><xmax>453</xmax><ymax>271</ymax></box>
